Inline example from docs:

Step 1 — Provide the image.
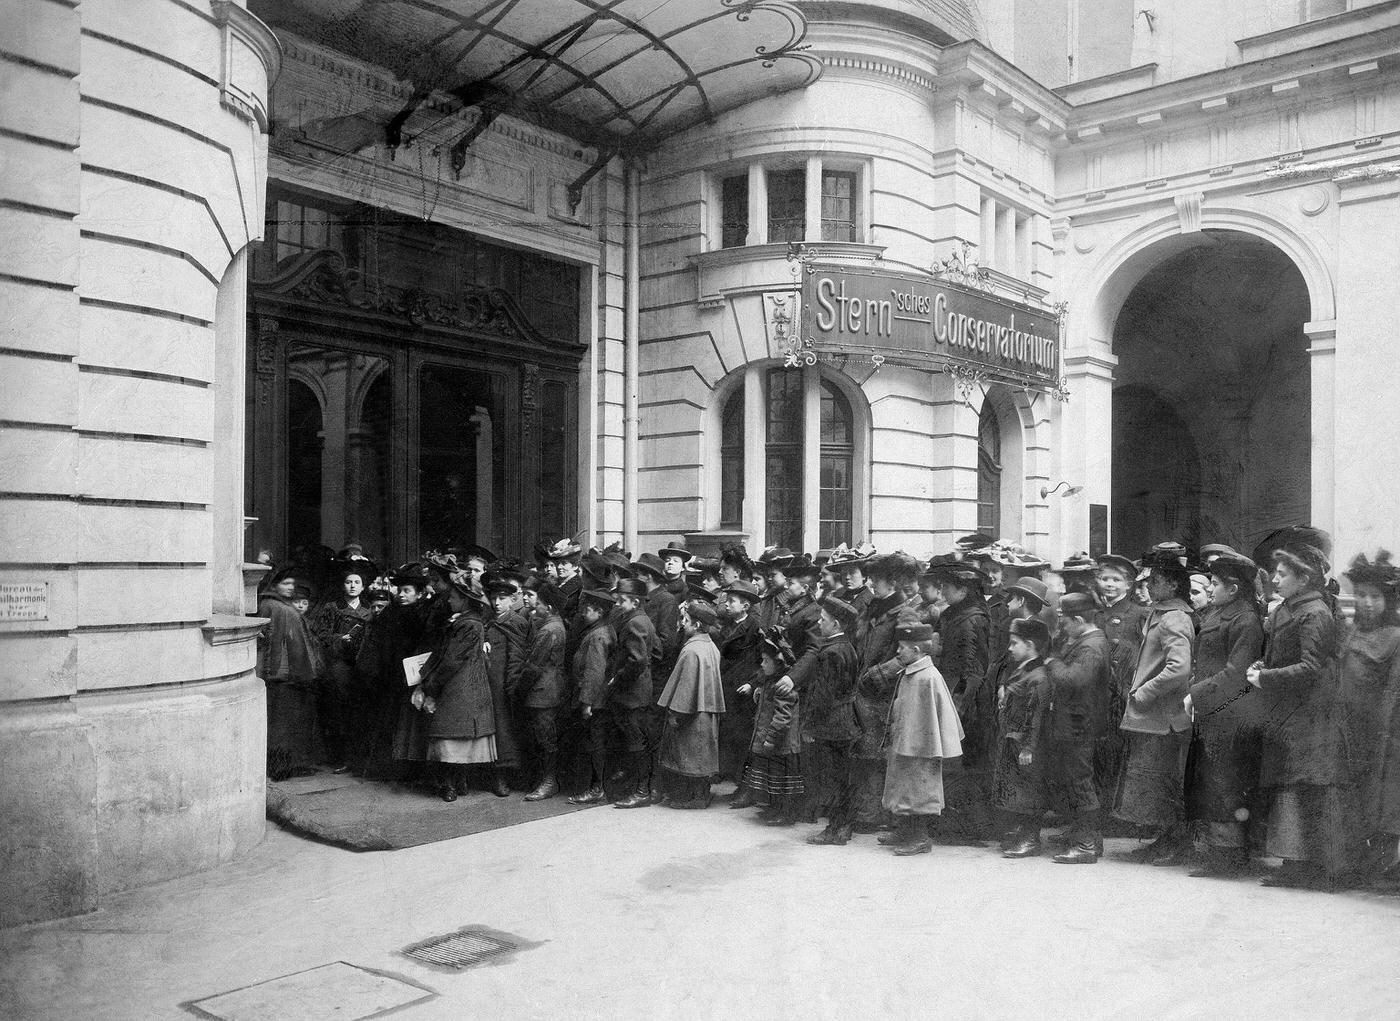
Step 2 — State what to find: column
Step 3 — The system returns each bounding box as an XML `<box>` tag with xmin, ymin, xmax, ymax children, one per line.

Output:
<box><xmin>996</xmin><ymin>203</ymin><xmax>1016</xmax><ymax>273</ymax></box>
<box><xmin>471</xmin><ymin>407</ymin><xmax>494</xmax><ymax>547</ymax></box>
<box><xmin>802</xmin><ymin>364</ymin><xmax>822</xmax><ymax>548</ymax></box>
<box><xmin>747</xmin><ymin>162</ymin><xmax>768</xmax><ymax>246</ymax></box>
<box><xmin>1060</xmin><ymin>350</ymin><xmax>1117</xmax><ymax>553</ymax></box>
<box><xmin>979</xmin><ymin>194</ymin><xmax>996</xmax><ymax>267</ymax></box>
<box><xmin>804</xmin><ymin>155</ymin><xmax>823</xmax><ymax>242</ymax></box>
<box><xmin>1305</xmin><ymin>320</ymin><xmax>1336</xmax><ymax>541</ymax></box>
<box><xmin>319</xmin><ymin>352</ymin><xmax>350</xmax><ymax>550</ymax></box>
<box><xmin>741</xmin><ymin>362</ymin><xmax>767</xmax><ymax>549</ymax></box>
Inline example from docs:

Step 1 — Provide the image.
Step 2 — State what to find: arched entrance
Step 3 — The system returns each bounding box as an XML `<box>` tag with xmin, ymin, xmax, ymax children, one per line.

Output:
<box><xmin>1110</xmin><ymin>230</ymin><xmax>1311</xmax><ymax>555</ymax></box>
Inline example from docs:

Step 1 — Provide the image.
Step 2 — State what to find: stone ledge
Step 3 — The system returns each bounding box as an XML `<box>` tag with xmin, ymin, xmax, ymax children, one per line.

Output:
<box><xmin>201</xmin><ymin>615</ymin><xmax>266</xmax><ymax>647</ymax></box>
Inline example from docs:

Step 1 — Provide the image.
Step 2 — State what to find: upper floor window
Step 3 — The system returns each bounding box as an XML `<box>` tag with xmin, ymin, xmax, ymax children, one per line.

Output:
<box><xmin>720</xmin><ymin>174</ymin><xmax>749</xmax><ymax>250</ymax></box>
<box><xmin>714</xmin><ymin>159</ymin><xmax>865</xmax><ymax>249</ymax></box>
<box><xmin>270</xmin><ymin>199</ymin><xmax>344</xmax><ymax>266</ymax></box>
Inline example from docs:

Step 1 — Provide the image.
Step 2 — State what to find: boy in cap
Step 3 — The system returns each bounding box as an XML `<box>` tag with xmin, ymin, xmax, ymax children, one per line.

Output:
<box><xmin>517</xmin><ymin>583</ymin><xmax>568</xmax><ymax>801</ymax></box>
<box><xmin>995</xmin><ymin>617</ymin><xmax>1052</xmax><ymax>857</ymax></box>
<box><xmin>1044</xmin><ymin>592</ymin><xmax>1113</xmax><ymax>864</ymax></box>
<box><xmin>606</xmin><ymin>578</ymin><xmax>660</xmax><ymax>808</ymax></box>
<box><xmin>567</xmin><ymin>589</ymin><xmax>617</xmax><ymax>804</ymax></box>
<box><xmin>880</xmin><ymin>622</ymin><xmax>964</xmax><ymax>855</ymax></box>
<box><xmin>656</xmin><ymin>599</ymin><xmax>727</xmax><ymax>807</ymax></box>
<box><xmin>718</xmin><ymin>580</ymin><xmax>763</xmax><ymax>804</ymax></box>
<box><xmin>482</xmin><ymin>572</ymin><xmax>528</xmax><ymax>797</ymax></box>
<box><xmin>804</xmin><ymin>596</ymin><xmax>863</xmax><ymax>845</ymax></box>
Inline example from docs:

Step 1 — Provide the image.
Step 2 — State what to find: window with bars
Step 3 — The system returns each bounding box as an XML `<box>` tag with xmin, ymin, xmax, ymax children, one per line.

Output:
<box><xmin>820</xmin><ymin>170</ymin><xmax>858</xmax><ymax>243</ymax></box>
<box><xmin>767</xmin><ymin>169</ymin><xmax>806</xmax><ymax>245</ymax></box>
<box><xmin>720</xmin><ymin>385</ymin><xmax>745</xmax><ymax>528</ymax></box>
<box><xmin>765</xmin><ymin>369</ymin><xmax>805</xmax><ymax>550</ymax></box>
<box><xmin>977</xmin><ymin>400</ymin><xmax>1003</xmax><ymax>539</ymax></box>
<box><xmin>720</xmin><ymin>174</ymin><xmax>749</xmax><ymax>249</ymax></box>
<box><xmin>819</xmin><ymin>380</ymin><xmax>854</xmax><ymax>550</ymax></box>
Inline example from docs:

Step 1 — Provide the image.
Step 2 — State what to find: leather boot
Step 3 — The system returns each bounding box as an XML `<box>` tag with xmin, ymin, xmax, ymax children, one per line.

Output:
<box><xmin>892</xmin><ymin>815</ymin><xmax>935</xmax><ymax>855</ymax></box>
<box><xmin>729</xmin><ymin>787</ymin><xmax>758</xmax><ymax>809</ymax></box>
<box><xmin>879</xmin><ymin>817</ymin><xmax>915</xmax><ymax>846</ymax></box>
<box><xmin>567</xmin><ymin>785</ymin><xmax>605</xmax><ymax>805</ymax></box>
<box><xmin>1002</xmin><ymin>824</ymin><xmax>1042</xmax><ymax>859</ymax></box>
<box><xmin>807</xmin><ymin>824</ymin><xmax>851</xmax><ymax>846</ymax></box>
<box><xmin>491</xmin><ymin>768</ymin><xmax>512</xmax><ymax>798</ymax></box>
<box><xmin>614</xmin><ymin>754</ymin><xmax>652</xmax><ymax>809</ymax></box>
<box><xmin>525</xmin><ymin>773</ymin><xmax>559</xmax><ymax>802</ymax></box>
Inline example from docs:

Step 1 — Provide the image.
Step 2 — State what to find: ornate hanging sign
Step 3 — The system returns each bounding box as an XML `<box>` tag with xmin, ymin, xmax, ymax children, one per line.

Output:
<box><xmin>799</xmin><ymin>264</ymin><xmax>1063</xmax><ymax>391</ymax></box>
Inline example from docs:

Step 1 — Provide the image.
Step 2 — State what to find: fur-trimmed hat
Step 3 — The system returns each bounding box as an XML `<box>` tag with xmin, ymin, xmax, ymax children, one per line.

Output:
<box><xmin>1345</xmin><ymin>550</ymin><xmax>1399</xmax><ymax>592</ymax></box>
<box><xmin>895</xmin><ymin>622</ymin><xmax>937</xmax><ymax>643</ymax></box>
<box><xmin>865</xmin><ymin>551</ymin><xmax>921</xmax><ymax>587</ymax></box>
<box><xmin>818</xmin><ymin>595</ymin><xmax>859</xmax><ymax>631</ymax></box>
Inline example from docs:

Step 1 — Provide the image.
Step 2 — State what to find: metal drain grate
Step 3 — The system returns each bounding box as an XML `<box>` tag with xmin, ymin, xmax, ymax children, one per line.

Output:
<box><xmin>403</xmin><ymin>929</ymin><xmax>517</xmax><ymax>970</ymax></box>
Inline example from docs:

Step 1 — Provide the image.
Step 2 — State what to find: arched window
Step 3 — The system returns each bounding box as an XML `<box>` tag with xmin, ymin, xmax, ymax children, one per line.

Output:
<box><xmin>765</xmin><ymin>369</ymin><xmax>804</xmax><ymax>550</ymax></box>
<box><xmin>977</xmin><ymin>399</ymin><xmax>1002</xmax><ymax>539</ymax></box>
<box><xmin>819</xmin><ymin>380</ymin><xmax>853</xmax><ymax>550</ymax></box>
<box><xmin>720</xmin><ymin>385</ymin><xmax>745</xmax><ymax>528</ymax></box>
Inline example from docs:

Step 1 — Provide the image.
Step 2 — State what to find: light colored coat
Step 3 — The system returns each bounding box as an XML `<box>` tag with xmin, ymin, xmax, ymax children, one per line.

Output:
<box><xmin>1121</xmin><ymin>597</ymin><xmax>1195</xmax><ymax>735</ymax></box>
<box><xmin>886</xmin><ymin>655</ymin><xmax>964</xmax><ymax>759</ymax></box>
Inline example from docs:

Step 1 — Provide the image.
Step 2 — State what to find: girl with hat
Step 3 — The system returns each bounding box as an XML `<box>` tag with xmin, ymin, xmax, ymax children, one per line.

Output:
<box><xmin>1113</xmin><ymin>545</ymin><xmax>1196</xmax><ymax>865</ymax></box>
<box><xmin>1246</xmin><ymin>529</ymin><xmax>1348</xmax><ymax>889</ymax></box>
<box><xmin>656</xmin><ymin>599</ymin><xmax>727</xmax><ymax>809</ymax></box>
<box><xmin>416</xmin><ymin>573</ymin><xmax>496</xmax><ymax>802</ymax></box>
<box><xmin>306</xmin><ymin>557</ymin><xmax>378</xmax><ymax>772</ymax></box>
<box><xmin>1338</xmin><ymin>551</ymin><xmax>1400</xmax><ymax>878</ymax></box>
<box><xmin>1183</xmin><ymin>551</ymin><xmax>1266</xmax><ymax>876</ymax></box>
<box><xmin>741</xmin><ymin>631</ymin><xmax>805</xmax><ymax>825</ymax></box>
<box><xmin>257</xmin><ymin>568</ymin><xmax>324</xmax><ymax>780</ymax></box>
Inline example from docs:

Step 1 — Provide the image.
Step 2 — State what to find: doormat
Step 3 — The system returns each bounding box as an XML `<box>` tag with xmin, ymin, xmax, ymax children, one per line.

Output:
<box><xmin>186</xmin><ymin>962</ymin><xmax>434</xmax><ymax>1021</ymax></box>
<box><xmin>266</xmin><ymin>773</ymin><xmax>605</xmax><ymax>851</ymax></box>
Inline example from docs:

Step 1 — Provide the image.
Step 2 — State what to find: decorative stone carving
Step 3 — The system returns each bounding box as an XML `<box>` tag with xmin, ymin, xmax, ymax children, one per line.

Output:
<box><xmin>1299</xmin><ymin>186</ymin><xmax>1330</xmax><ymax>217</ymax></box>
<box><xmin>1174</xmin><ymin>191</ymin><xmax>1205</xmax><ymax>234</ymax></box>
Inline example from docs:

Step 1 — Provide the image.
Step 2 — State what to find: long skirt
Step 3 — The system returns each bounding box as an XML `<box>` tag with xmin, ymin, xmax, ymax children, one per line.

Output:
<box><xmin>660</xmin><ymin>711</ymin><xmax>720</xmax><ymax>777</ymax></box>
<box><xmin>266</xmin><ymin>679</ymin><xmax>320</xmax><ymax>779</ymax></box>
<box><xmin>391</xmin><ymin>701</ymin><xmax>431</xmax><ymax>761</ymax></box>
<box><xmin>1114</xmin><ymin>730</ymin><xmax>1190</xmax><ymax>828</ymax></box>
<box><xmin>743</xmin><ymin>752</ymin><xmax>805</xmax><ymax>797</ymax></box>
<box><xmin>1042</xmin><ymin>738</ymin><xmax>1099</xmax><ymax>815</ymax></box>
<box><xmin>427</xmin><ymin>734</ymin><xmax>497</xmax><ymax>764</ymax></box>
<box><xmin>882</xmin><ymin>753</ymin><xmax>945</xmax><ymax>816</ymax></box>
<box><xmin>1267</xmin><ymin>783</ymin><xmax>1352</xmax><ymax>875</ymax></box>
<box><xmin>991</xmin><ymin>736</ymin><xmax>1043</xmax><ymax>815</ymax></box>
<box><xmin>1187</xmin><ymin>723</ymin><xmax>1261</xmax><ymax>823</ymax></box>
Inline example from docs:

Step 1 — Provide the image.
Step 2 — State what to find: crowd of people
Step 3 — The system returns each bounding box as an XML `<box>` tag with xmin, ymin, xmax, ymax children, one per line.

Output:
<box><xmin>255</xmin><ymin>526</ymin><xmax>1400</xmax><ymax>892</ymax></box>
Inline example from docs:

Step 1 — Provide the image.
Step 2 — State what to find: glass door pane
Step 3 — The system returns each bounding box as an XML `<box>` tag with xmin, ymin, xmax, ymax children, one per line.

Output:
<box><xmin>417</xmin><ymin>363</ymin><xmax>505</xmax><ymax>555</ymax></box>
<box><xmin>284</xmin><ymin>343</ymin><xmax>392</xmax><ymax>565</ymax></box>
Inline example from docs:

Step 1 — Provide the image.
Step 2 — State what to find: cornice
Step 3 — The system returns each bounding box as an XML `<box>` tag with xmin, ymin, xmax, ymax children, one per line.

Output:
<box><xmin>818</xmin><ymin>53</ymin><xmax>937</xmax><ymax>93</ymax></box>
<box><xmin>212</xmin><ymin>1</ymin><xmax>282</xmax><ymax>83</ymax></box>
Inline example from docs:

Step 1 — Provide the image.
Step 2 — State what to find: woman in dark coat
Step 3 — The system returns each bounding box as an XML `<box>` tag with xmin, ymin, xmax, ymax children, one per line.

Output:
<box><xmin>1337</xmin><ymin>552</ymin><xmax>1400</xmax><ymax>876</ymax></box>
<box><xmin>257</xmin><ymin>568</ymin><xmax>323</xmax><ymax>780</ymax></box>
<box><xmin>1185</xmin><ymin>552</ymin><xmax>1265</xmax><ymax>876</ymax></box>
<box><xmin>930</xmin><ymin>560</ymin><xmax>992</xmax><ymax>841</ymax></box>
<box><xmin>306</xmin><ymin>560</ymin><xmax>377</xmax><ymax>770</ymax></box>
<box><xmin>417</xmin><ymin>575</ymin><xmax>495</xmax><ymax>802</ymax></box>
<box><xmin>1247</xmin><ymin>530</ymin><xmax>1347</xmax><ymax>889</ymax></box>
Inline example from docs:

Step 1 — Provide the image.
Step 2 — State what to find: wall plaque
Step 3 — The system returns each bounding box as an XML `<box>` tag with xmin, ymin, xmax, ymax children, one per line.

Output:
<box><xmin>1</xmin><ymin>582</ymin><xmax>49</xmax><ymax>622</ymax></box>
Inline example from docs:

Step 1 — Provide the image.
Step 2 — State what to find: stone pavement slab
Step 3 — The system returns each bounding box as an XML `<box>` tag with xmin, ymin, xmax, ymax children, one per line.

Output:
<box><xmin>3</xmin><ymin>801</ymin><xmax>1400</xmax><ymax>1020</ymax></box>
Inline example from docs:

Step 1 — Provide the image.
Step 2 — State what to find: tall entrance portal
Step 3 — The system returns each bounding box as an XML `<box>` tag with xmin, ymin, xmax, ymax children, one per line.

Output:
<box><xmin>247</xmin><ymin>192</ymin><xmax>584</xmax><ymax>584</ymax></box>
<box><xmin>1111</xmin><ymin>230</ymin><xmax>1311</xmax><ymax>556</ymax></box>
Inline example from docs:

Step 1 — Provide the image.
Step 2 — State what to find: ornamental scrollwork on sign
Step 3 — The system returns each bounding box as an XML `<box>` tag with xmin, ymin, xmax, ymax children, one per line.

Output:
<box><xmin>932</xmin><ymin>241</ymin><xmax>992</xmax><ymax>293</ymax></box>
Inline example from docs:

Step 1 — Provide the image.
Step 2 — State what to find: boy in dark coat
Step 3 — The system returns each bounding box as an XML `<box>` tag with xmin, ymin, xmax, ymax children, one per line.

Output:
<box><xmin>518</xmin><ymin>583</ymin><xmax>568</xmax><ymax>801</ymax></box>
<box><xmin>1045</xmin><ymin>592</ymin><xmax>1113</xmax><ymax>863</ymax></box>
<box><xmin>567</xmin><ymin>589</ymin><xmax>616</xmax><ymax>804</ymax></box>
<box><xmin>483</xmin><ymin>572</ymin><xmax>528</xmax><ymax>797</ymax></box>
<box><xmin>804</xmin><ymin>597</ymin><xmax>863</xmax><ymax>845</ymax></box>
<box><xmin>718</xmin><ymin>580</ymin><xmax>763</xmax><ymax>797</ymax></box>
<box><xmin>995</xmin><ymin>617</ymin><xmax>1052</xmax><ymax>857</ymax></box>
<box><xmin>607</xmin><ymin>579</ymin><xmax>659</xmax><ymax>808</ymax></box>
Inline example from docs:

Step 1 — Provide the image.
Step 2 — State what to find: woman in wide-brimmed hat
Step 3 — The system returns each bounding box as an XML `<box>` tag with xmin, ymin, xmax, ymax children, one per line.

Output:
<box><xmin>1338</xmin><ymin>551</ymin><xmax>1400</xmax><ymax>878</ymax></box>
<box><xmin>258</xmin><ymin>566</ymin><xmax>324</xmax><ymax>780</ymax></box>
<box><xmin>1247</xmin><ymin>527</ymin><xmax>1348</xmax><ymax>889</ymax></box>
<box><xmin>1184</xmin><ymin>551</ymin><xmax>1266</xmax><ymax>876</ymax></box>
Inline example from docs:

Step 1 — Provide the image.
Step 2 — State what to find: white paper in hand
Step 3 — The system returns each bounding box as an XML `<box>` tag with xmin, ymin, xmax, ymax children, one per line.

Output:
<box><xmin>403</xmin><ymin>652</ymin><xmax>431</xmax><ymax>686</ymax></box>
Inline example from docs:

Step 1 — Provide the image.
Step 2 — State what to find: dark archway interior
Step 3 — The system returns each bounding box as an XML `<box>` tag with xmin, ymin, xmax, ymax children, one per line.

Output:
<box><xmin>1111</xmin><ymin>230</ymin><xmax>1311</xmax><ymax>557</ymax></box>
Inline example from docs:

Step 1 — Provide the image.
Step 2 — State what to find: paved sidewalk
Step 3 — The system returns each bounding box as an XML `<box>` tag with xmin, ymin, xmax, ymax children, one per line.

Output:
<box><xmin>3</xmin><ymin>803</ymin><xmax>1399</xmax><ymax>1020</ymax></box>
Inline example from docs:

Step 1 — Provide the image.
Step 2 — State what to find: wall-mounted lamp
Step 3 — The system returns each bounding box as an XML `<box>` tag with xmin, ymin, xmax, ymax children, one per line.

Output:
<box><xmin>1041</xmin><ymin>481</ymin><xmax>1084</xmax><ymax>499</ymax></box>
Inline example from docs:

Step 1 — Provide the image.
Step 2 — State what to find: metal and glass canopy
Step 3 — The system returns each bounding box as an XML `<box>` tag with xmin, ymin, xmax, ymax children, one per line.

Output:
<box><xmin>259</xmin><ymin>0</ymin><xmax>822</xmax><ymax>156</ymax></box>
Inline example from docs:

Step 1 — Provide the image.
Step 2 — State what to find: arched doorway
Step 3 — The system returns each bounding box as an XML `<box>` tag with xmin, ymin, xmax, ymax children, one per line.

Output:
<box><xmin>1111</xmin><ymin>230</ymin><xmax>1311</xmax><ymax>555</ymax></box>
